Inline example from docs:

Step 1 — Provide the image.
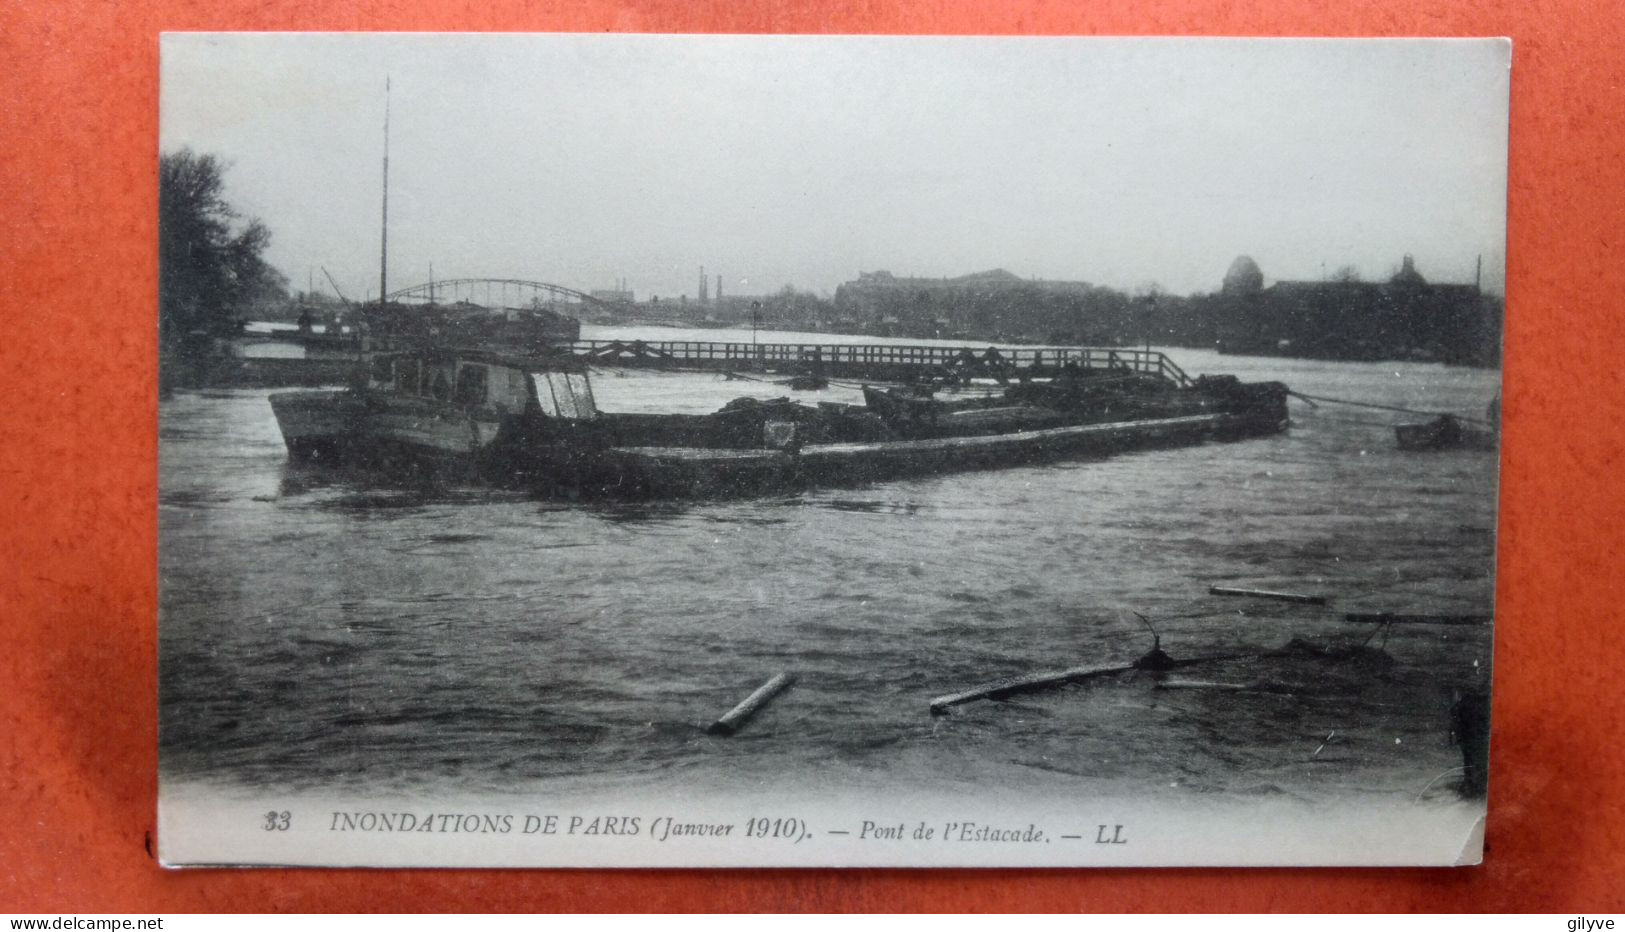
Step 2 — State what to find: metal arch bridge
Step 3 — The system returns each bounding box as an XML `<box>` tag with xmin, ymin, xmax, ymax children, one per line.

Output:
<box><xmin>384</xmin><ymin>278</ymin><xmax>610</xmax><ymax>308</ymax></box>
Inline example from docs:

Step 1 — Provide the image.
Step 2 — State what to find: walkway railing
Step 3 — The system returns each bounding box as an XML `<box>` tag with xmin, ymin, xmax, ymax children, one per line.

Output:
<box><xmin>568</xmin><ymin>340</ymin><xmax>1193</xmax><ymax>388</ymax></box>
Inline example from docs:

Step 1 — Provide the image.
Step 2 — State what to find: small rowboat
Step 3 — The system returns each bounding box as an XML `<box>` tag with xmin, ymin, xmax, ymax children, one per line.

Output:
<box><xmin>1395</xmin><ymin>414</ymin><xmax>1496</xmax><ymax>452</ymax></box>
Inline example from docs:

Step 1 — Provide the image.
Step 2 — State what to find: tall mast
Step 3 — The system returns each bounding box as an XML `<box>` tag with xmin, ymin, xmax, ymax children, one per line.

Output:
<box><xmin>380</xmin><ymin>77</ymin><xmax>390</xmax><ymax>307</ymax></box>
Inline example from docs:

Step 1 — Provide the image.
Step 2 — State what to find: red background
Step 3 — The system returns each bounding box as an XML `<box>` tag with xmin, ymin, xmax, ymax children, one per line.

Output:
<box><xmin>2</xmin><ymin>0</ymin><xmax>1621</xmax><ymax>913</ymax></box>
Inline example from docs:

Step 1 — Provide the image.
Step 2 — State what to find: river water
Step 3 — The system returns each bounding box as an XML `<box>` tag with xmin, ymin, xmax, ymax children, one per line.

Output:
<box><xmin>159</xmin><ymin>327</ymin><xmax>1499</xmax><ymax>816</ymax></box>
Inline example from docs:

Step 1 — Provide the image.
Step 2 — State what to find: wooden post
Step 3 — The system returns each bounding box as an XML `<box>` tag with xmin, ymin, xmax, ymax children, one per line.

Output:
<box><xmin>708</xmin><ymin>673</ymin><xmax>796</xmax><ymax>736</ymax></box>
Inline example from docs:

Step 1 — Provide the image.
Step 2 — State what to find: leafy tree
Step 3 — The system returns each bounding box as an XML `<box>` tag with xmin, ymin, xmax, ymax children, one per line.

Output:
<box><xmin>159</xmin><ymin>148</ymin><xmax>288</xmax><ymax>349</ymax></box>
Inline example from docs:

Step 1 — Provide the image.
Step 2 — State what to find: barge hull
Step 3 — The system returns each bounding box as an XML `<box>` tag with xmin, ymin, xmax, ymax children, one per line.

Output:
<box><xmin>268</xmin><ymin>390</ymin><xmax>363</xmax><ymax>460</ymax></box>
<box><xmin>603</xmin><ymin>411</ymin><xmax>1278</xmax><ymax>499</ymax></box>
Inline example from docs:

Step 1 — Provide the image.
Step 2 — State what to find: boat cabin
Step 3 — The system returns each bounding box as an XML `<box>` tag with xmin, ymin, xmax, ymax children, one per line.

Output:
<box><xmin>365</xmin><ymin>349</ymin><xmax>598</xmax><ymax>420</ymax></box>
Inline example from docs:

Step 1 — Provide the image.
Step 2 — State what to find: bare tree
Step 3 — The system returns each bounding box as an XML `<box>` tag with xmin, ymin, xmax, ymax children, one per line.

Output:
<box><xmin>159</xmin><ymin>148</ymin><xmax>287</xmax><ymax>350</ymax></box>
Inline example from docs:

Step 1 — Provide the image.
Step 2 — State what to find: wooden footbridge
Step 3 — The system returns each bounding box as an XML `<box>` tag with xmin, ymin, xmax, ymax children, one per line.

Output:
<box><xmin>200</xmin><ymin>333</ymin><xmax>1196</xmax><ymax>390</ymax></box>
<box><xmin>568</xmin><ymin>339</ymin><xmax>1195</xmax><ymax>387</ymax></box>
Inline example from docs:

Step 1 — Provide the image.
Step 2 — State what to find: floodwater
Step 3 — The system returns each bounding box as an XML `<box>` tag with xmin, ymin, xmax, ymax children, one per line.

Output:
<box><xmin>159</xmin><ymin>329</ymin><xmax>1499</xmax><ymax>809</ymax></box>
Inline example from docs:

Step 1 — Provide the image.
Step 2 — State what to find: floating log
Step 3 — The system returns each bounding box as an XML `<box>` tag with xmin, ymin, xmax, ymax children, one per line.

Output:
<box><xmin>1151</xmin><ymin>679</ymin><xmax>1249</xmax><ymax>692</ymax></box>
<box><xmin>1344</xmin><ymin>613</ymin><xmax>1491</xmax><ymax>626</ymax></box>
<box><xmin>930</xmin><ymin>650</ymin><xmax>1260</xmax><ymax>715</ymax></box>
<box><xmin>1210</xmin><ymin>585</ymin><xmax>1327</xmax><ymax>605</ymax></box>
<box><xmin>707</xmin><ymin>673</ymin><xmax>796</xmax><ymax>736</ymax></box>
<box><xmin>930</xmin><ymin>662</ymin><xmax>1135</xmax><ymax>715</ymax></box>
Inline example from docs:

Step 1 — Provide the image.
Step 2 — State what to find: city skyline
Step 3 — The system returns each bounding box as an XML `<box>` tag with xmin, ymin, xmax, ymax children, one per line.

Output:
<box><xmin>161</xmin><ymin>34</ymin><xmax>1510</xmax><ymax>302</ymax></box>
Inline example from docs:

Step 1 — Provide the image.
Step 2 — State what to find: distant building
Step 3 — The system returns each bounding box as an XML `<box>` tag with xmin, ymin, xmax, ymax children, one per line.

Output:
<box><xmin>1390</xmin><ymin>253</ymin><xmax>1428</xmax><ymax>288</ymax></box>
<box><xmin>834</xmin><ymin>269</ymin><xmax>1111</xmax><ymax>340</ymax></box>
<box><xmin>836</xmin><ymin>268</ymin><xmax>1092</xmax><ymax>306</ymax></box>
<box><xmin>1216</xmin><ymin>255</ymin><xmax>1497</xmax><ymax>365</ymax></box>
<box><xmin>1222</xmin><ymin>256</ymin><xmax>1264</xmax><ymax>295</ymax></box>
<box><xmin>589</xmin><ymin>289</ymin><xmax>635</xmax><ymax>304</ymax></box>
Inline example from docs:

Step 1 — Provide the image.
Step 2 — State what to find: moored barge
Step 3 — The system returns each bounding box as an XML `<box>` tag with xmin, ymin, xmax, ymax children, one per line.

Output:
<box><xmin>269</xmin><ymin>345</ymin><xmax>1289</xmax><ymax>499</ymax></box>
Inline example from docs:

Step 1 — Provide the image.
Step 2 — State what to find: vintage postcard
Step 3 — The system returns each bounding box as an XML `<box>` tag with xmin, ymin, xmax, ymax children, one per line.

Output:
<box><xmin>158</xmin><ymin>34</ymin><xmax>1508</xmax><ymax>867</ymax></box>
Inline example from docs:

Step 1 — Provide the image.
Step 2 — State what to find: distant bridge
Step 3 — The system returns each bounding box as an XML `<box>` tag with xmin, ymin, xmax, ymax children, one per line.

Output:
<box><xmin>385</xmin><ymin>278</ymin><xmax>611</xmax><ymax>309</ymax></box>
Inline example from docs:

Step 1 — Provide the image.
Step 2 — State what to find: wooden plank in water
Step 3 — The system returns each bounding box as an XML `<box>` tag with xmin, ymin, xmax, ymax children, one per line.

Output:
<box><xmin>929</xmin><ymin>662</ymin><xmax>1134</xmax><ymax>715</ymax></box>
<box><xmin>708</xmin><ymin>673</ymin><xmax>796</xmax><ymax>736</ymax></box>
<box><xmin>1210</xmin><ymin>586</ymin><xmax>1328</xmax><ymax>605</ymax></box>
<box><xmin>1344</xmin><ymin>613</ymin><xmax>1491</xmax><ymax>626</ymax></box>
<box><xmin>1153</xmin><ymin>679</ymin><xmax>1251</xmax><ymax>691</ymax></box>
<box><xmin>929</xmin><ymin>650</ymin><xmax>1263</xmax><ymax>715</ymax></box>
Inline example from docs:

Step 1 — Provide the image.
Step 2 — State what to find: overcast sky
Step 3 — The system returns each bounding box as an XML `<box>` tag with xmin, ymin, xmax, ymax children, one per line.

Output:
<box><xmin>161</xmin><ymin>34</ymin><xmax>1509</xmax><ymax>301</ymax></box>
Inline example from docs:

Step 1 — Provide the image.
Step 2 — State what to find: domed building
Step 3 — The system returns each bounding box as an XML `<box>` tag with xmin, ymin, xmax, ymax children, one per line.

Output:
<box><xmin>1213</xmin><ymin>253</ymin><xmax>1495</xmax><ymax>365</ymax></box>
<box><xmin>1389</xmin><ymin>254</ymin><xmax>1428</xmax><ymax>288</ymax></box>
<box><xmin>1222</xmin><ymin>256</ymin><xmax>1264</xmax><ymax>295</ymax></box>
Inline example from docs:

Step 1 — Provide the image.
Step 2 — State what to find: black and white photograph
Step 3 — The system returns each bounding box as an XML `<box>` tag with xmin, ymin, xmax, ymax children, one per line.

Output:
<box><xmin>157</xmin><ymin>34</ymin><xmax>1508</xmax><ymax>867</ymax></box>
